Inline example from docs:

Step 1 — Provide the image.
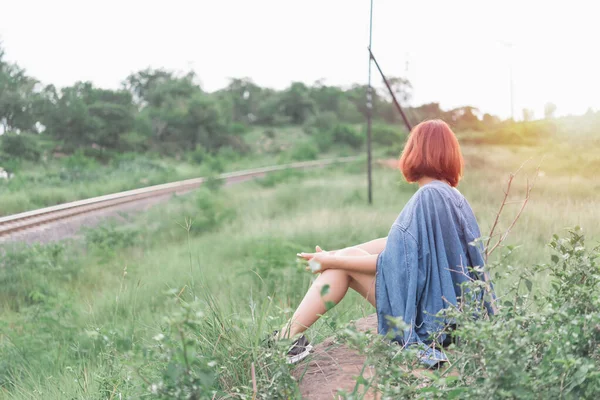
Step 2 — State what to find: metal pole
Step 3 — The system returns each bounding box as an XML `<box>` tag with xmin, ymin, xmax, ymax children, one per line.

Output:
<box><xmin>366</xmin><ymin>0</ymin><xmax>374</xmax><ymax>205</ymax></box>
<box><xmin>369</xmin><ymin>48</ymin><xmax>412</xmax><ymax>132</ymax></box>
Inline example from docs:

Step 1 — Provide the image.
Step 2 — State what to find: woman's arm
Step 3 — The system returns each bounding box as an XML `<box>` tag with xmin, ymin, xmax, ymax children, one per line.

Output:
<box><xmin>352</xmin><ymin>237</ymin><xmax>387</xmax><ymax>255</ymax></box>
<box><xmin>307</xmin><ymin>253</ymin><xmax>379</xmax><ymax>274</ymax></box>
<box><xmin>331</xmin><ymin>254</ymin><xmax>379</xmax><ymax>274</ymax></box>
<box><xmin>306</xmin><ymin>237</ymin><xmax>388</xmax><ymax>257</ymax></box>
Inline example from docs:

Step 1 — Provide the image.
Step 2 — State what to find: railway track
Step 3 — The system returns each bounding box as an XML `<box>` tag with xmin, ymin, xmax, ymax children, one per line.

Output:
<box><xmin>0</xmin><ymin>157</ymin><xmax>361</xmax><ymax>239</ymax></box>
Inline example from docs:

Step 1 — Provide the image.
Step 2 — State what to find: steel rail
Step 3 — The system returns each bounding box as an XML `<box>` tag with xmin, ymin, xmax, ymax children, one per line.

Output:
<box><xmin>0</xmin><ymin>156</ymin><xmax>361</xmax><ymax>237</ymax></box>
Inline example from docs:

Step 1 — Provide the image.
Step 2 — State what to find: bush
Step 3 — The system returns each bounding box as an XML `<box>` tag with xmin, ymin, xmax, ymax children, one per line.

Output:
<box><xmin>119</xmin><ymin>131</ymin><xmax>150</xmax><ymax>152</ymax></box>
<box><xmin>188</xmin><ymin>145</ymin><xmax>207</xmax><ymax>165</ymax></box>
<box><xmin>337</xmin><ymin>228</ymin><xmax>600</xmax><ymax>399</ymax></box>
<box><xmin>139</xmin><ymin>301</ymin><xmax>218</xmax><ymax>399</ymax></box>
<box><xmin>372</xmin><ymin>124</ymin><xmax>406</xmax><ymax>147</ymax></box>
<box><xmin>290</xmin><ymin>141</ymin><xmax>319</xmax><ymax>161</ymax></box>
<box><xmin>228</xmin><ymin>122</ymin><xmax>249</xmax><ymax>135</ymax></box>
<box><xmin>331</xmin><ymin>124</ymin><xmax>363</xmax><ymax>150</ymax></box>
<box><xmin>182</xmin><ymin>189</ymin><xmax>236</xmax><ymax>236</ymax></box>
<box><xmin>224</xmin><ymin>134</ymin><xmax>250</xmax><ymax>155</ymax></box>
<box><xmin>217</xmin><ymin>146</ymin><xmax>240</xmax><ymax>162</ymax></box>
<box><xmin>85</xmin><ymin>222</ymin><xmax>140</xmax><ymax>259</ymax></box>
<box><xmin>255</xmin><ymin>169</ymin><xmax>303</xmax><ymax>188</ymax></box>
<box><xmin>62</xmin><ymin>150</ymin><xmax>98</xmax><ymax>170</ymax></box>
<box><xmin>1</xmin><ymin>132</ymin><xmax>42</xmax><ymax>161</ymax></box>
<box><xmin>0</xmin><ymin>243</ymin><xmax>75</xmax><ymax>310</ymax></box>
<box><xmin>313</xmin><ymin>130</ymin><xmax>334</xmax><ymax>152</ymax></box>
<box><xmin>303</xmin><ymin>112</ymin><xmax>338</xmax><ymax>136</ymax></box>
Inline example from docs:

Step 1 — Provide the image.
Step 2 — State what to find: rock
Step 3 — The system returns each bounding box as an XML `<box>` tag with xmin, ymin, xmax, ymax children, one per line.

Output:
<box><xmin>292</xmin><ymin>314</ymin><xmax>379</xmax><ymax>399</ymax></box>
<box><xmin>292</xmin><ymin>314</ymin><xmax>456</xmax><ymax>399</ymax></box>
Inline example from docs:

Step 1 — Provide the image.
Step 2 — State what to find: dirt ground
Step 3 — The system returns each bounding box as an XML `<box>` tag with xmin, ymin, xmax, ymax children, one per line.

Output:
<box><xmin>292</xmin><ymin>314</ymin><xmax>380</xmax><ymax>399</ymax></box>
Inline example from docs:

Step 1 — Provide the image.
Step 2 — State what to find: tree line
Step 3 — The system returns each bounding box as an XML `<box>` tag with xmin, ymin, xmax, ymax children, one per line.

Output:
<box><xmin>0</xmin><ymin>43</ymin><xmax>561</xmax><ymax>164</ymax></box>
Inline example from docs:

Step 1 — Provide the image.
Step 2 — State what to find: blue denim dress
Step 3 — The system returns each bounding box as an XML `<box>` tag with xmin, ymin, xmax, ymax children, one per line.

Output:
<box><xmin>375</xmin><ymin>180</ymin><xmax>494</xmax><ymax>366</ymax></box>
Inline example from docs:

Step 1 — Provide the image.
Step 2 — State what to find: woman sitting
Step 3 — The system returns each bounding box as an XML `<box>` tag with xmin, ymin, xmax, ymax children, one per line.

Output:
<box><xmin>277</xmin><ymin>119</ymin><xmax>495</xmax><ymax>366</ymax></box>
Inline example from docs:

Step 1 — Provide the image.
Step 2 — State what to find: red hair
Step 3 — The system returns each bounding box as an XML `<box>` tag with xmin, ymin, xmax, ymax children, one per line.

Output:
<box><xmin>399</xmin><ymin>119</ymin><xmax>464</xmax><ymax>187</ymax></box>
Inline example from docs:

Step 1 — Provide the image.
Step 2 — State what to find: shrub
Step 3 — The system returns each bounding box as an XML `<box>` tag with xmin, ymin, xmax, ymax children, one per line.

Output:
<box><xmin>313</xmin><ymin>130</ymin><xmax>334</xmax><ymax>151</ymax></box>
<box><xmin>228</xmin><ymin>122</ymin><xmax>249</xmax><ymax>136</ymax></box>
<box><xmin>119</xmin><ymin>131</ymin><xmax>150</xmax><ymax>152</ymax></box>
<box><xmin>85</xmin><ymin>222</ymin><xmax>140</xmax><ymax>260</ymax></box>
<box><xmin>331</xmin><ymin>124</ymin><xmax>363</xmax><ymax>150</ymax></box>
<box><xmin>217</xmin><ymin>146</ymin><xmax>240</xmax><ymax>161</ymax></box>
<box><xmin>62</xmin><ymin>149</ymin><xmax>98</xmax><ymax>170</ymax></box>
<box><xmin>290</xmin><ymin>141</ymin><xmax>319</xmax><ymax>161</ymax></box>
<box><xmin>303</xmin><ymin>112</ymin><xmax>338</xmax><ymax>136</ymax></box>
<box><xmin>180</xmin><ymin>189</ymin><xmax>236</xmax><ymax>236</ymax></box>
<box><xmin>189</xmin><ymin>145</ymin><xmax>207</xmax><ymax>164</ymax></box>
<box><xmin>255</xmin><ymin>169</ymin><xmax>303</xmax><ymax>188</ymax></box>
<box><xmin>338</xmin><ymin>228</ymin><xmax>600</xmax><ymax>399</ymax></box>
<box><xmin>1</xmin><ymin>132</ymin><xmax>42</xmax><ymax>161</ymax></box>
<box><xmin>0</xmin><ymin>243</ymin><xmax>75</xmax><ymax>310</ymax></box>
<box><xmin>139</xmin><ymin>301</ymin><xmax>218</xmax><ymax>399</ymax></box>
<box><xmin>372</xmin><ymin>124</ymin><xmax>406</xmax><ymax>147</ymax></box>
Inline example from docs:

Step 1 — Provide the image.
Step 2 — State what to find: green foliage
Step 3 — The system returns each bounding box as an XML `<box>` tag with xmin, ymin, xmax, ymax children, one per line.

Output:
<box><xmin>290</xmin><ymin>141</ymin><xmax>319</xmax><ymax>161</ymax></box>
<box><xmin>279</xmin><ymin>82</ymin><xmax>316</xmax><ymax>124</ymax></box>
<box><xmin>303</xmin><ymin>111</ymin><xmax>338</xmax><ymax>136</ymax></box>
<box><xmin>313</xmin><ymin>129</ymin><xmax>335</xmax><ymax>151</ymax></box>
<box><xmin>140</xmin><ymin>301</ymin><xmax>218</xmax><ymax>399</ymax></box>
<box><xmin>372</xmin><ymin>124</ymin><xmax>405</xmax><ymax>147</ymax></box>
<box><xmin>62</xmin><ymin>149</ymin><xmax>98</xmax><ymax>170</ymax></box>
<box><xmin>255</xmin><ymin>168</ymin><xmax>303</xmax><ymax>188</ymax></box>
<box><xmin>228</xmin><ymin>122</ymin><xmax>249</xmax><ymax>135</ymax></box>
<box><xmin>176</xmin><ymin>189</ymin><xmax>236</xmax><ymax>236</ymax></box>
<box><xmin>338</xmin><ymin>228</ymin><xmax>600</xmax><ymax>399</ymax></box>
<box><xmin>0</xmin><ymin>131</ymin><xmax>42</xmax><ymax>161</ymax></box>
<box><xmin>188</xmin><ymin>144</ymin><xmax>207</xmax><ymax>164</ymax></box>
<box><xmin>84</xmin><ymin>221</ymin><xmax>140</xmax><ymax>258</ymax></box>
<box><xmin>331</xmin><ymin>124</ymin><xmax>363</xmax><ymax>150</ymax></box>
<box><xmin>1</xmin><ymin>42</ymin><xmax>594</xmax><ymax>163</ymax></box>
<box><xmin>459</xmin><ymin>119</ymin><xmax>558</xmax><ymax>145</ymax></box>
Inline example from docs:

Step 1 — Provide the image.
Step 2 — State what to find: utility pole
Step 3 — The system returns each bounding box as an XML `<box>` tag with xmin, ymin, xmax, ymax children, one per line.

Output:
<box><xmin>366</xmin><ymin>0</ymin><xmax>374</xmax><ymax>205</ymax></box>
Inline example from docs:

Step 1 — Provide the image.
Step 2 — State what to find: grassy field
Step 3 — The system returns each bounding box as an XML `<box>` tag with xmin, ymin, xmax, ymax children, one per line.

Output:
<box><xmin>0</xmin><ymin>126</ymin><xmax>345</xmax><ymax>217</ymax></box>
<box><xmin>1</xmin><ymin>139</ymin><xmax>599</xmax><ymax>398</ymax></box>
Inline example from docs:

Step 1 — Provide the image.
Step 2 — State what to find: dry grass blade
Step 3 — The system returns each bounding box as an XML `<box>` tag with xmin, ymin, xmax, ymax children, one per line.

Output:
<box><xmin>485</xmin><ymin>158</ymin><xmax>542</xmax><ymax>263</ymax></box>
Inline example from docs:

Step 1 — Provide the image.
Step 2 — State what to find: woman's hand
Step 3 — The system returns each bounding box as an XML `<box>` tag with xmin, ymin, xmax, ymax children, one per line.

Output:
<box><xmin>298</xmin><ymin>245</ymin><xmax>336</xmax><ymax>259</ymax></box>
<box><xmin>298</xmin><ymin>246</ymin><xmax>334</xmax><ymax>274</ymax></box>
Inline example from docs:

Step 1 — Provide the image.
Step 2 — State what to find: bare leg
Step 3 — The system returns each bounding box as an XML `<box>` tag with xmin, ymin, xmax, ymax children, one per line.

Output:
<box><xmin>280</xmin><ymin>247</ymin><xmax>376</xmax><ymax>339</ymax></box>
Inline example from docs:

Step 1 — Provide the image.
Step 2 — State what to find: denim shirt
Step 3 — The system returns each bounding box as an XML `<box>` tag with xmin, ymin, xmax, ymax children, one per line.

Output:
<box><xmin>376</xmin><ymin>181</ymin><xmax>494</xmax><ymax>365</ymax></box>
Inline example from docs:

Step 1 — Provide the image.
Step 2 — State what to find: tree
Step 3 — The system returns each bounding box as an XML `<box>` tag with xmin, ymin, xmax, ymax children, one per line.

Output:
<box><xmin>279</xmin><ymin>82</ymin><xmax>316</xmax><ymax>124</ymax></box>
<box><xmin>220</xmin><ymin>77</ymin><xmax>262</xmax><ymax>123</ymax></box>
<box><xmin>123</xmin><ymin>68</ymin><xmax>178</xmax><ymax>107</ymax></box>
<box><xmin>385</xmin><ymin>76</ymin><xmax>412</xmax><ymax>105</ymax></box>
<box><xmin>0</xmin><ymin>45</ymin><xmax>40</xmax><ymax>133</ymax></box>
<box><xmin>482</xmin><ymin>113</ymin><xmax>501</xmax><ymax>125</ymax></box>
<box><xmin>1</xmin><ymin>131</ymin><xmax>42</xmax><ymax>161</ymax></box>
<box><xmin>522</xmin><ymin>108</ymin><xmax>534</xmax><ymax>122</ymax></box>
<box><xmin>41</xmin><ymin>82</ymin><xmax>136</xmax><ymax>150</ymax></box>
<box><xmin>412</xmin><ymin>102</ymin><xmax>444</xmax><ymax>122</ymax></box>
<box><xmin>544</xmin><ymin>102</ymin><xmax>557</xmax><ymax>119</ymax></box>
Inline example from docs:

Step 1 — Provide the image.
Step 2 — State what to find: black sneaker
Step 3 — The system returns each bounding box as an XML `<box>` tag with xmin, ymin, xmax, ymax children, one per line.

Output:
<box><xmin>263</xmin><ymin>331</ymin><xmax>313</xmax><ymax>364</ymax></box>
<box><xmin>285</xmin><ymin>335</ymin><xmax>313</xmax><ymax>364</ymax></box>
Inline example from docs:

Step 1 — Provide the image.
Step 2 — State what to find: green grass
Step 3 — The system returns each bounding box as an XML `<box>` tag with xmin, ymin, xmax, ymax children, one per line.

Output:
<box><xmin>1</xmin><ymin>142</ymin><xmax>599</xmax><ymax>398</ymax></box>
<box><xmin>0</xmin><ymin>125</ymin><xmax>359</xmax><ymax>217</ymax></box>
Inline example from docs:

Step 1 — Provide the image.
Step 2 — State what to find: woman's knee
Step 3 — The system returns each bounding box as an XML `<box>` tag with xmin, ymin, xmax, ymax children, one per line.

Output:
<box><xmin>336</xmin><ymin>247</ymin><xmax>370</xmax><ymax>257</ymax></box>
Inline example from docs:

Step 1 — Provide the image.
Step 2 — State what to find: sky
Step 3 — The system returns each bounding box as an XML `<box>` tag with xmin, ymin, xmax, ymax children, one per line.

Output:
<box><xmin>1</xmin><ymin>0</ymin><xmax>598</xmax><ymax>119</ymax></box>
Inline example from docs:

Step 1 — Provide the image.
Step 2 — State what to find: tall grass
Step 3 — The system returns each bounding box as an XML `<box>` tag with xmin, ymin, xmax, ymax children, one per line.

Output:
<box><xmin>1</xmin><ymin>143</ymin><xmax>599</xmax><ymax>398</ymax></box>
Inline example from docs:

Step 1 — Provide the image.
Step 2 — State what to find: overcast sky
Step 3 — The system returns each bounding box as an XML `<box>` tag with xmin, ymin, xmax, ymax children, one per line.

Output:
<box><xmin>1</xmin><ymin>0</ymin><xmax>598</xmax><ymax>119</ymax></box>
